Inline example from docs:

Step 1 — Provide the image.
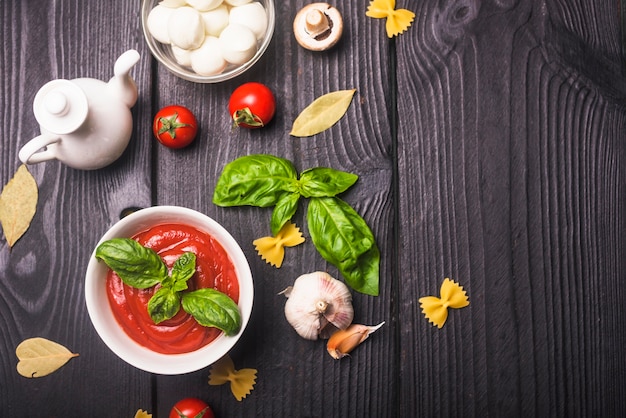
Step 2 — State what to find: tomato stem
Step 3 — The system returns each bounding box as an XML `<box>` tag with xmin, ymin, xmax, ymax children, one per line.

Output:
<box><xmin>158</xmin><ymin>112</ymin><xmax>191</xmax><ymax>139</ymax></box>
<box><xmin>233</xmin><ymin>107</ymin><xmax>264</xmax><ymax>128</ymax></box>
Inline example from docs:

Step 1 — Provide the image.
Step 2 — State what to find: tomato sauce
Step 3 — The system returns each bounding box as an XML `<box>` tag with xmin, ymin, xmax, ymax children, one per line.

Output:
<box><xmin>105</xmin><ymin>223</ymin><xmax>240</xmax><ymax>354</ymax></box>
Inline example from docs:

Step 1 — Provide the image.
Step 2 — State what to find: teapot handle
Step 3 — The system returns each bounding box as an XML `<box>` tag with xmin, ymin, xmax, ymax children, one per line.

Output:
<box><xmin>18</xmin><ymin>134</ymin><xmax>61</xmax><ymax>164</ymax></box>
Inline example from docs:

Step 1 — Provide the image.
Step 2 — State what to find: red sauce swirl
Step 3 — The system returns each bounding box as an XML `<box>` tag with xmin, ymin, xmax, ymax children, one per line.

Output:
<box><xmin>105</xmin><ymin>223</ymin><xmax>240</xmax><ymax>354</ymax></box>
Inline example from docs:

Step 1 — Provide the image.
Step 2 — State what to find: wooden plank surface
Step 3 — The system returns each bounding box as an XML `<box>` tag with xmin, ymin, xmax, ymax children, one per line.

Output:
<box><xmin>150</xmin><ymin>1</ymin><xmax>395</xmax><ymax>416</ymax></box>
<box><xmin>396</xmin><ymin>1</ymin><xmax>626</xmax><ymax>416</ymax></box>
<box><xmin>0</xmin><ymin>0</ymin><xmax>625</xmax><ymax>416</ymax></box>
<box><xmin>0</xmin><ymin>1</ymin><xmax>154</xmax><ymax>416</ymax></box>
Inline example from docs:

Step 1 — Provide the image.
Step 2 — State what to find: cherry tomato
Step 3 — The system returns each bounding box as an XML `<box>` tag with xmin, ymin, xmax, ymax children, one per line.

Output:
<box><xmin>169</xmin><ymin>397</ymin><xmax>214</xmax><ymax>418</ymax></box>
<box><xmin>228</xmin><ymin>82</ymin><xmax>276</xmax><ymax>129</ymax></box>
<box><xmin>153</xmin><ymin>105</ymin><xmax>198</xmax><ymax>149</ymax></box>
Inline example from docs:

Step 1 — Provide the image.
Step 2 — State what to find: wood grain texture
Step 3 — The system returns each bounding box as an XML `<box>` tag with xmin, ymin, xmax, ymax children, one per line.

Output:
<box><xmin>396</xmin><ymin>0</ymin><xmax>626</xmax><ymax>416</ymax></box>
<box><xmin>0</xmin><ymin>1</ymin><xmax>154</xmax><ymax>416</ymax></box>
<box><xmin>151</xmin><ymin>1</ymin><xmax>395</xmax><ymax>416</ymax></box>
<box><xmin>1</xmin><ymin>0</ymin><xmax>625</xmax><ymax>416</ymax></box>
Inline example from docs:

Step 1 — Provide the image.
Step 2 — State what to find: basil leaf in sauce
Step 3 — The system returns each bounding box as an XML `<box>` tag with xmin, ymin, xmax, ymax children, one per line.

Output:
<box><xmin>170</xmin><ymin>252</ymin><xmax>196</xmax><ymax>291</ymax></box>
<box><xmin>299</xmin><ymin>167</ymin><xmax>358</xmax><ymax>198</ymax></box>
<box><xmin>181</xmin><ymin>289</ymin><xmax>242</xmax><ymax>336</ymax></box>
<box><xmin>148</xmin><ymin>287</ymin><xmax>181</xmax><ymax>324</ymax></box>
<box><xmin>213</xmin><ymin>154</ymin><xmax>299</xmax><ymax>207</ymax></box>
<box><xmin>95</xmin><ymin>238</ymin><xmax>167</xmax><ymax>289</ymax></box>
<box><xmin>307</xmin><ymin>197</ymin><xmax>380</xmax><ymax>296</ymax></box>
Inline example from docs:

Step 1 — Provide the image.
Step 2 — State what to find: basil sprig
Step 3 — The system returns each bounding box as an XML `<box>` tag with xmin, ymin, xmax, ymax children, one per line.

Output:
<box><xmin>95</xmin><ymin>238</ymin><xmax>241</xmax><ymax>335</ymax></box>
<box><xmin>212</xmin><ymin>154</ymin><xmax>379</xmax><ymax>296</ymax></box>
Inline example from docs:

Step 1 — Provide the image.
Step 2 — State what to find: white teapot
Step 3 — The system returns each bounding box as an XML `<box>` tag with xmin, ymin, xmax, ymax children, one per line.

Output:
<box><xmin>19</xmin><ymin>50</ymin><xmax>140</xmax><ymax>170</ymax></box>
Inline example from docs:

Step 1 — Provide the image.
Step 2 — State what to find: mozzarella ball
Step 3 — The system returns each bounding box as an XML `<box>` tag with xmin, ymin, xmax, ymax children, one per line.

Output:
<box><xmin>187</xmin><ymin>0</ymin><xmax>224</xmax><ymax>11</ymax></box>
<box><xmin>224</xmin><ymin>0</ymin><xmax>252</xmax><ymax>6</ymax></box>
<box><xmin>229</xmin><ymin>2</ymin><xmax>267</xmax><ymax>40</ymax></box>
<box><xmin>191</xmin><ymin>36</ymin><xmax>228</xmax><ymax>75</ymax></box>
<box><xmin>159</xmin><ymin>0</ymin><xmax>187</xmax><ymax>7</ymax></box>
<box><xmin>171</xmin><ymin>44</ymin><xmax>193</xmax><ymax>67</ymax></box>
<box><xmin>167</xmin><ymin>6</ymin><xmax>205</xmax><ymax>50</ymax></box>
<box><xmin>218</xmin><ymin>23</ymin><xmax>257</xmax><ymax>65</ymax></box>
<box><xmin>201</xmin><ymin>4</ymin><xmax>230</xmax><ymax>37</ymax></box>
<box><xmin>147</xmin><ymin>5</ymin><xmax>175</xmax><ymax>44</ymax></box>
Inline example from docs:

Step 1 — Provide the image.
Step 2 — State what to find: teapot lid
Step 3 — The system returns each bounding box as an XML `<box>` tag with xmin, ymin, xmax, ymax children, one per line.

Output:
<box><xmin>33</xmin><ymin>79</ymin><xmax>88</xmax><ymax>135</ymax></box>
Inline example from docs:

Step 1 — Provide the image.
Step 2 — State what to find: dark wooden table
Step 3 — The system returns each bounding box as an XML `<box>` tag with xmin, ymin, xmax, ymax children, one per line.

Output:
<box><xmin>2</xmin><ymin>0</ymin><xmax>625</xmax><ymax>416</ymax></box>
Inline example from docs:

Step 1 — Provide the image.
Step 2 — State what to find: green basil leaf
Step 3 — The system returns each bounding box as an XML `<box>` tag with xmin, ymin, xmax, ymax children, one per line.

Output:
<box><xmin>337</xmin><ymin>244</ymin><xmax>380</xmax><ymax>296</ymax></box>
<box><xmin>181</xmin><ymin>288</ymin><xmax>241</xmax><ymax>336</ymax></box>
<box><xmin>271</xmin><ymin>193</ymin><xmax>300</xmax><ymax>235</ymax></box>
<box><xmin>213</xmin><ymin>154</ymin><xmax>299</xmax><ymax>207</ymax></box>
<box><xmin>148</xmin><ymin>287</ymin><xmax>181</xmax><ymax>324</ymax></box>
<box><xmin>95</xmin><ymin>238</ymin><xmax>167</xmax><ymax>289</ymax></box>
<box><xmin>307</xmin><ymin>197</ymin><xmax>379</xmax><ymax>295</ymax></box>
<box><xmin>170</xmin><ymin>252</ymin><xmax>196</xmax><ymax>291</ymax></box>
<box><xmin>161</xmin><ymin>276</ymin><xmax>175</xmax><ymax>289</ymax></box>
<box><xmin>299</xmin><ymin>167</ymin><xmax>358</xmax><ymax>198</ymax></box>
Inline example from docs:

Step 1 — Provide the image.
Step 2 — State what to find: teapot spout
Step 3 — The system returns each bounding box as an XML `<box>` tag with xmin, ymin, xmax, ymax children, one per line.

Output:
<box><xmin>108</xmin><ymin>49</ymin><xmax>140</xmax><ymax>108</ymax></box>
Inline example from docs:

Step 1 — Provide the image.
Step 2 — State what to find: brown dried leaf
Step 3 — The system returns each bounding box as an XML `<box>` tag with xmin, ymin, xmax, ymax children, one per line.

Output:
<box><xmin>0</xmin><ymin>164</ymin><xmax>38</xmax><ymax>247</ymax></box>
<box><xmin>16</xmin><ymin>337</ymin><xmax>78</xmax><ymax>378</ymax></box>
<box><xmin>290</xmin><ymin>89</ymin><xmax>356</xmax><ymax>137</ymax></box>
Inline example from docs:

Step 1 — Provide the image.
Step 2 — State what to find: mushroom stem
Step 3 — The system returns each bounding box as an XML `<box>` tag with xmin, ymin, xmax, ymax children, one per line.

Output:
<box><xmin>305</xmin><ymin>9</ymin><xmax>330</xmax><ymax>38</ymax></box>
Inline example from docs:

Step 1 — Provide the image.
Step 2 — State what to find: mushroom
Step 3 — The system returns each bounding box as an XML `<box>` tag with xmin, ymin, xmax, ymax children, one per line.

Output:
<box><xmin>293</xmin><ymin>3</ymin><xmax>343</xmax><ymax>51</ymax></box>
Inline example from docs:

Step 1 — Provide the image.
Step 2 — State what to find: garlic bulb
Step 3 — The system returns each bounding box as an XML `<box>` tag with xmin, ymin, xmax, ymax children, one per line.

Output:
<box><xmin>281</xmin><ymin>271</ymin><xmax>354</xmax><ymax>340</ymax></box>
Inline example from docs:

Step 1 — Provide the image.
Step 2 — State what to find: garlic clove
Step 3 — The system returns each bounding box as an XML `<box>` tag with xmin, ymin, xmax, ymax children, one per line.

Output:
<box><xmin>283</xmin><ymin>271</ymin><xmax>354</xmax><ymax>340</ymax></box>
<box><xmin>326</xmin><ymin>322</ymin><xmax>385</xmax><ymax>359</ymax></box>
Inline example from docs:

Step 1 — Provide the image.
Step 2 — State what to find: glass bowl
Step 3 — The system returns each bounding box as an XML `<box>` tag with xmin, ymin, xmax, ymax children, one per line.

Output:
<box><xmin>141</xmin><ymin>0</ymin><xmax>275</xmax><ymax>83</ymax></box>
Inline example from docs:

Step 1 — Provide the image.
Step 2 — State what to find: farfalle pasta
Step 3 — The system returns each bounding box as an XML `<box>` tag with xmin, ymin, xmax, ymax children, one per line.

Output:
<box><xmin>366</xmin><ymin>0</ymin><xmax>415</xmax><ymax>38</ymax></box>
<box><xmin>253</xmin><ymin>221</ymin><xmax>305</xmax><ymax>267</ymax></box>
<box><xmin>419</xmin><ymin>278</ymin><xmax>469</xmax><ymax>328</ymax></box>
<box><xmin>208</xmin><ymin>355</ymin><xmax>257</xmax><ymax>401</ymax></box>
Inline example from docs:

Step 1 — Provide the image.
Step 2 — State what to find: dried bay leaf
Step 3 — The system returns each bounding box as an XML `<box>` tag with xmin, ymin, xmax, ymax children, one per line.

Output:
<box><xmin>0</xmin><ymin>164</ymin><xmax>38</xmax><ymax>247</ymax></box>
<box><xmin>16</xmin><ymin>337</ymin><xmax>79</xmax><ymax>378</ymax></box>
<box><xmin>290</xmin><ymin>89</ymin><xmax>356</xmax><ymax>137</ymax></box>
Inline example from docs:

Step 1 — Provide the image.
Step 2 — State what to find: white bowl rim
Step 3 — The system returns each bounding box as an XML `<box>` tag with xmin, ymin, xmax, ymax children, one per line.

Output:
<box><xmin>140</xmin><ymin>0</ymin><xmax>276</xmax><ymax>83</ymax></box>
<box><xmin>85</xmin><ymin>205</ymin><xmax>254</xmax><ymax>375</ymax></box>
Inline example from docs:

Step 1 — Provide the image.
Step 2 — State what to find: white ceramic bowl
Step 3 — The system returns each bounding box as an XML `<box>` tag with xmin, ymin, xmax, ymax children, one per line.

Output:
<box><xmin>141</xmin><ymin>0</ymin><xmax>275</xmax><ymax>83</ymax></box>
<box><xmin>85</xmin><ymin>206</ymin><xmax>253</xmax><ymax>374</ymax></box>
